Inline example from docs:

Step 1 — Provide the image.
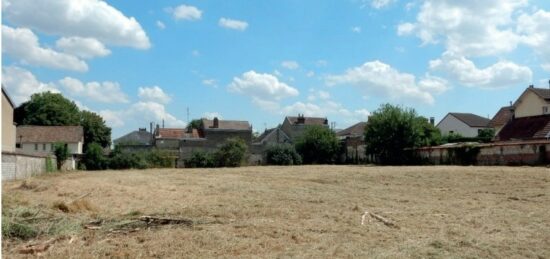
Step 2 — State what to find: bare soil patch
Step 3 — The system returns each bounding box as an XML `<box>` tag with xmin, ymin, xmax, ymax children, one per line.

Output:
<box><xmin>2</xmin><ymin>166</ymin><xmax>549</xmax><ymax>258</ymax></box>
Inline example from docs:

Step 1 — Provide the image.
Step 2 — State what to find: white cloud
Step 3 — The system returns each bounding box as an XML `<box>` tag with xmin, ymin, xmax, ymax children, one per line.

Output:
<box><xmin>1</xmin><ymin>66</ymin><xmax>58</xmax><ymax>105</ymax></box>
<box><xmin>517</xmin><ymin>10</ymin><xmax>550</xmax><ymax>71</ymax></box>
<box><xmin>229</xmin><ymin>71</ymin><xmax>299</xmax><ymax>101</ymax></box>
<box><xmin>370</xmin><ymin>0</ymin><xmax>396</xmax><ymax>9</ymax></box>
<box><xmin>99</xmin><ymin>110</ymin><xmax>125</xmax><ymax>128</ymax></box>
<box><xmin>354</xmin><ymin>109</ymin><xmax>371</xmax><ymax>121</ymax></box>
<box><xmin>429</xmin><ymin>52</ymin><xmax>532</xmax><ymax>88</ymax></box>
<box><xmin>156</xmin><ymin>21</ymin><xmax>166</xmax><ymax>30</ymax></box>
<box><xmin>4</xmin><ymin>0</ymin><xmax>150</xmax><ymax>49</ymax></box>
<box><xmin>202</xmin><ymin>79</ymin><xmax>218</xmax><ymax>88</ymax></box>
<box><xmin>397</xmin><ymin>0</ymin><xmax>526</xmax><ymax>57</ymax></box>
<box><xmin>2</xmin><ymin>25</ymin><xmax>88</xmax><ymax>72</ymax></box>
<box><xmin>56</xmin><ymin>37</ymin><xmax>111</xmax><ymax>59</ymax></box>
<box><xmin>306</xmin><ymin>71</ymin><xmax>315</xmax><ymax>77</ymax></box>
<box><xmin>171</xmin><ymin>4</ymin><xmax>202</xmax><ymax>21</ymax></box>
<box><xmin>101</xmin><ymin>101</ymin><xmax>185</xmax><ymax>129</ymax></box>
<box><xmin>281</xmin><ymin>60</ymin><xmax>299</xmax><ymax>70</ymax></box>
<box><xmin>352</xmin><ymin>26</ymin><xmax>362</xmax><ymax>33</ymax></box>
<box><xmin>203</xmin><ymin>112</ymin><xmax>222</xmax><ymax>120</ymax></box>
<box><xmin>418</xmin><ymin>75</ymin><xmax>450</xmax><ymax>94</ymax></box>
<box><xmin>219</xmin><ymin>18</ymin><xmax>248</xmax><ymax>31</ymax></box>
<box><xmin>59</xmin><ymin>77</ymin><xmax>129</xmax><ymax>103</ymax></box>
<box><xmin>138</xmin><ymin>86</ymin><xmax>171</xmax><ymax>104</ymax></box>
<box><xmin>326</xmin><ymin>60</ymin><xmax>448</xmax><ymax>105</ymax></box>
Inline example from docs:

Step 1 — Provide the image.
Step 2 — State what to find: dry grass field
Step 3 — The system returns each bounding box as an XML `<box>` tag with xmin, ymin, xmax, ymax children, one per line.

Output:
<box><xmin>2</xmin><ymin>166</ymin><xmax>549</xmax><ymax>258</ymax></box>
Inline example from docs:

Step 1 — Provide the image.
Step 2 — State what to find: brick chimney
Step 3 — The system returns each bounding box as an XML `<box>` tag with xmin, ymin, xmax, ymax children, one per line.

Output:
<box><xmin>297</xmin><ymin>114</ymin><xmax>305</xmax><ymax>124</ymax></box>
<box><xmin>429</xmin><ymin>117</ymin><xmax>435</xmax><ymax>126</ymax></box>
<box><xmin>213</xmin><ymin>117</ymin><xmax>219</xmax><ymax>128</ymax></box>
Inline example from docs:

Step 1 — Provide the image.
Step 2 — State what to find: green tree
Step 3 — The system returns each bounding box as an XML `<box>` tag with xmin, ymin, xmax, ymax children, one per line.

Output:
<box><xmin>187</xmin><ymin>119</ymin><xmax>203</xmax><ymax>132</ymax></box>
<box><xmin>364</xmin><ymin>104</ymin><xmax>440</xmax><ymax>165</ymax></box>
<box><xmin>265</xmin><ymin>144</ymin><xmax>302</xmax><ymax>165</ymax></box>
<box><xmin>185</xmin><ymin>151</ymin><xmax>216</xmax><ymax>168</ymax></box>
<box><xmin>83</xmin><ymin>143</ymin><xmax>107</xmax><ymax>170</ymax></box>
<box><xmin>80</xmin><ymin>110</ymin><xmax>111</xmax><ymax>149</ymax></box>
<box><xmin>215</xmin><ymin>138</ymin><xmax>248</xmax><ymax>167</ymax></box>
<box><xmin>53</xmin><ymin>142</ymin><xmax>69</xmax><ymax>170</ymax></box>
<box><xmin>15</xmin><ymin>92</ymin><xmax>80</xmax><ymax>126</ymax></box>
<box><xmin>477</xmin><ymin>128</ymin><xmax>495</xmax><ymax>139</ymax></box>
<box><xmin>295</xmin><ymin>125</ymin><xmax>340</xmax><ymax>164</ymax></box>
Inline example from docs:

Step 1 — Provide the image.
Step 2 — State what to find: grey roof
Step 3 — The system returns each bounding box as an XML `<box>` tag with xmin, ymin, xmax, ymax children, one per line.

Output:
<box><xmin>529</xmin><ymin>87</ymin><xmax>550</xmax><ymax>100</ymax></box>
<box><xmin>448</xmin><ymin>113</ymin><xmax>490</xmax><ymax>127</ymax></box>
<box><xmin>17</xmin><ymin>126</ymin><xmax>84</xmax><ymax>143</ymax></box>
<box><xmin>285</xmin><ymin>116</ymin><xmax>328</xmax><ymax>126</ymax></box>
<box><xmin>114</xmin><ymin>130</ymin><xmax>153</xmax><ymax>145</ymax></box>
<box><xmin>202</xmin><ymin>118</ymin><xmax>251</xmax><ymax>130</ymax></box>
<box><xmin>336</xmin><ymin>122</ymin><xmax>367</xmax><ymax>137</ymax></box>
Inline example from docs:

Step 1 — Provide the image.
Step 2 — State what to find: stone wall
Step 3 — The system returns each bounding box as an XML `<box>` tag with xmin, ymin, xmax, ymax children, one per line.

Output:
<box><xmin>2</xmin><ymin>152</ymin><xmax>56</xmax><ymax>180</ymax></box>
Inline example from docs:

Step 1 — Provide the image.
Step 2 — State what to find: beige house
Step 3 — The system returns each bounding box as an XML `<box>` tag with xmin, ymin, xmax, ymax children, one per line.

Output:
<box><xmin>280</xmin><ymin>114</ymin><xmax>329</xmax><ymax>142</ymax></box>
<box><xmin>513</xmin><ymin>86</ymin><xmax>550</xmax><ymax>118</ymax></box>
<box><xmin>16</xmin><ymin>126</ymin><xmax>84</xmax><ymax>169</ymax></box>
<box><xmin>2</xmin><ymin>87</ymin><xmax>17</xmax><ymax>152</ymax></box>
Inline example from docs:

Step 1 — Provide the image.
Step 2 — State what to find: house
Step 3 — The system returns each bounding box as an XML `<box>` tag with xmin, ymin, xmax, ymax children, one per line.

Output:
<box><xmin>436</xmin><ymin>113</ymin><xmax>491</xmax><ymax>138</ymax></box>
<box><xmin>495</xmin><ymin>115</ymin><xmax>550</xmax><ymax>141</ymax></box>
<box><xmin>488</xmin><ymin>106</ymin><xmax>514</xmax><ymax>135</ymax></box>
<box><xmin>154</xmin><ymin>127</ymin><xmax>196</xmax><ymax>150</ymax></box>
<box><xmin>16</xmin><ymin>125</ymin><xmax>84</xmax><ymax>170</ymax></box>
<box><xmin>280</xmin><ymin>114</ymin><xmax>329</xmax><ymax>142</ymax></box>
<box><xmin>337</xmin><ymin>122</ymin><xmax>367</xmax><ymax>163</ymax></box>
<box><xmin>2</xmin><ymin>87</ymin><xmax>16</xmax><ymax>152</ymax></box>
<box><xmin>113</xmin><ymin>128</ymin><xmax>154</xmax><ymax>151</ymax></box>
<box><xmin>513</xmin><ymin>85</ymin><xmax>550</xmax><ymax>118</ymax></box>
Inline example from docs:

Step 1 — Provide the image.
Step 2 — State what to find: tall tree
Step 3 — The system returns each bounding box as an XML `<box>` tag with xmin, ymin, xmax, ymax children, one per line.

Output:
<box><xmin>16</xmin><ymin>92</ymin><xmax>80</xmax><ymax>126</ymax></box>
<box><xmin>364</xmin><ymin>103</ymin><xmax>441</xmax><ymax>165</ymax></box>
<box><xmin>295</xmin><ymin>125</ymin><xmax>340</xmax><ymax>164</ymax></box>
<box><xmin>80</xmin><ymin>110</ymin><xmax>112</xmax><ymax>149</ymax></box>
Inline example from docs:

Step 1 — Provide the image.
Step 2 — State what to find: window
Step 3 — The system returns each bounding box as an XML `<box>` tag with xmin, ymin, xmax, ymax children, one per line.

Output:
<box><xmin>16</xmin><ymin>143</ymin><xmax>21</xmax><ymax>148</ymax></box>
<box><xmin>43</xmin><ymin>144</ymin><xmax>46</xmax><ymax>151</ymax></box>
<box><xmin>543</xmin><ymin>106</ymin><xmax>549</xmax><ymax>114</ymax></box>
<box><xmin>34</xmin><ymin>144</ymin><xmax>38</xmax><ymax>150</ymax></box>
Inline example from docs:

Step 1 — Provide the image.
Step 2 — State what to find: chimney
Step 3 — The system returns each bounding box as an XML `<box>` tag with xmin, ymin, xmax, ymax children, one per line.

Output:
<box><xmin>429</xmin><ymin>117</ymin><xmax>435</xmax><ymax>126</ymax></box>
<box><xmin>139</xmin><ymin>128</ymin><xmax>146</xmax><ymax>132</ymax></box>
<box><xmin>324</xmin><ymin>118</ymin><xmax>329</xmax><ymax>125</ymax></box>
<box><xmin>529</xmin><ymin>84</ymin><xmax>534</xmax><ymax>88</ymax></box>
<box><xmin>297</xmin><ymin>114</ymin><xmax>305</xmax><ymax>124</ymax></box>
<box><xmin>162</xmin><ymin>119</ymin><xmax>165</xmax><ymax>128</ymax></box>
<box><xmin>156</xmin><ymin>124</ymin><xmax>160</xmax><ymax>137</ymax></box>
<box><xmin>213</xmin><ymin>117</ymin><xmax>219</xmax><ymax>128</ymax></box>
<box><xmin>150</xmin><ymin>122</ymin><xmax>153</xmax><ymax>134</ymax></box>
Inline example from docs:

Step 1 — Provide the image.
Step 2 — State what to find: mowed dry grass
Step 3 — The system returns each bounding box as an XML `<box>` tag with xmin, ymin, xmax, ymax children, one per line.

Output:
<box><xmin>2</xmin><ymin>166</ymin><xmax>549</xmax><ymax>258</ymax></box>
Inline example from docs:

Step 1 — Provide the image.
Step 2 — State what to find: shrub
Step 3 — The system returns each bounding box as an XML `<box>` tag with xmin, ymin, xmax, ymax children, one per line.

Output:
<box><xmin>107</xmin><ymin>147</ymin><xmax>174</xmax><ymax>169</ymax></box>
<box><xmin>144</xmin><ymin>149</ymin><xmax>175</xmax><ymax>168</ymax></box>
<box><xmin>295</xmin><ymin>125</ymin><xmax>340</xmax><ymax>164</ymax></box>
<box><xmin>2</xmin><ymin>219</ymin><xmax>38</xmax><ymax>240</ymax></box>
<box><xmin>215</xmin><ymin>138</ymin><xmax>248</xmax><ymax>167</ymax></box>
<box><xmin>82</xmin><ymin>142</ymin><xmax>107</xmax><ymax>170</ymax></box>
<box><xmin>108</xmin><ymin>151</ymin><xmax>146</xmax><ymax>169</ymax></box>
<box><xmin>185</xmin><ymin>151</ymin><xmax>216</xmax><ymax>168</ymax></box>
<box><xmin>53</xmin><ymin>142</ymin><xmax>69</xmax><ymax>170</ymax></box>
<box><xmin>265</xmin><ymin>144</ymin><xmax>302</xmax><ymax>165</ymax></box>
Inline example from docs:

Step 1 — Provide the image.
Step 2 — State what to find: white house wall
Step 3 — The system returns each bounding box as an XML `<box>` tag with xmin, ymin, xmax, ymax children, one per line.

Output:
<box><xmin>437</xmin><ymin>115</ymin><xmax>480</xmax><ymax>138</ymax></box>
<box><xmin>20</xmin><ymin>142</ymin><xmax>83</xmax><ymax>155</ymax></box>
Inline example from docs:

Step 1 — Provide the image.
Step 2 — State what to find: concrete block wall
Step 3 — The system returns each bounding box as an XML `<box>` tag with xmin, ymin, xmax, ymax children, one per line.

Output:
<box><xmin>2</xmin><ymin>152</ymin><xmax>56</xmax><ymax>180</ymax></box>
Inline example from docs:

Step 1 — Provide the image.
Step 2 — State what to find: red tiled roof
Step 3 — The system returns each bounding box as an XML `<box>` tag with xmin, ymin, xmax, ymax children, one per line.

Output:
<box><xmin>488</xmin><ymin>106</ymin><xmax>513</xmax><ymax>128</ymax></box>
<box><xmin>496</xmin><ymin>115</ymin><xmax>550</xmax><ymax>141</ymax></box>
<box><xmin>156</xmin><ymin>128</ymin><xmax>185</xmax><ymax>139</ymax></box>
<box><xmin>17</xmin><ymin>126</ymin><xmax>83</xmax><ymax>143</ymax></box>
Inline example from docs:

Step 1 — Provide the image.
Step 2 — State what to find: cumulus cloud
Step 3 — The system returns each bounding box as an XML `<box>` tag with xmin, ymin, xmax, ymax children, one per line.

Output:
<box><xmin>429</xmin><ymin>52</ymin><xmax>532</xmax><ymax>88</ymax></box>
<box><xmin>369</xmin><ymin>0</ymin><xmax>396</xmax><ymax>9</ymax></box>
<box><xmin>203</xmin><ymin>112</ymin><xmax>223</xmax><ymax>120</ymax></box>
<box><xmin>281</xmin><ymin>60</ymin><xmax>299</xmax><ymax>70</ymax></box>
<box><xmin>219</xmin><ymin>18</ymin><xmax>248</xmax><ymax>31</ymax></box>
<box><xmin>397</xmin><ymin>0</ymin><xmax>526</xmax><ymax>57</ymax></box>
<box><xmin>229</xmin><ymin>71</ymin><xmax>299</xmax><ymax>102</ymax></box>
<box><xmin>326</xmin><ymin>60</ymin><xmax>448</xmax><ymax>105</ymax></box>
<box><xmin>171</xmin><ymin>4</ymin><xmax>202</xmax><ymax>21</ymax></box>
<box><xmin>1</xmin><ymin>66</ymin><xmax>58</xmax><ymax>105</ymax></box>
<box><xmin>2</xmin><ymin>25</ymin><xmax>88</xmax><ymax>72</ymax></box>
<box><xmin>4</xmin><ymin>0</ymin><xmax>150</xmax><ymax>49</ymax></box>
<box><xmin>59</xmin><ymin>77</ymin><xmax>129</xmax><ymax>103</ymax></box>
<box><xmin>517</xmin><ymin>10</ymin><xmax>550</xmax><ymax>71</ymax></box>
<box><xmin>138</xmin><ymin>86</ymin><xmax>171</xmax><ymax>104</ymax></box>
<box><xmin>100</xmin><ymin>101</ymin><xmax>185</xmax><ymax>129</ymax></box>
<box><xmin>56</xmin><ymin>37</ymin><xmax>111</xmax><ymax>59</ymax></box>
<box><xmin>156</xmin><ymin>21</ymin><xmax>166</xmax><ymax>30</ymax></box>
<box><xmin>202</xmin><ymin>79</ymin><xmax>218</xmax><ymax>88</ymax></box>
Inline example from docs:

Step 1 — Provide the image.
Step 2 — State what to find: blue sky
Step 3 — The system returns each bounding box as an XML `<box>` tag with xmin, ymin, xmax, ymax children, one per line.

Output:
<box><xmin>3</xmin><ymin>0</ymin><xmax>550</xmax><ymax>138</ymax></box>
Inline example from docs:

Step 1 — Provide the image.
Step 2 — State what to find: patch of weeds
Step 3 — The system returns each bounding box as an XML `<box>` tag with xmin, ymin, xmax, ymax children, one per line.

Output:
<box><xmin>429</xmin><ymin>240</ymin><xmax>445</xmax><ymax>249</ymax></box>
<box><xmin>2</xmin><ymin>218</ymin><xmax>38</xmax><ymax>240</ymax></box>
<box><xmin>52</xmin><ymin>201</ymin><xmax>70</xmax><ymax>213</ymax></box>
<box><xmin>52</xmin><ymin>199</ymin><xmax>97</xmax><ymax>213</ymax></box>
<box><xmin>125</xmin><ymin>210</ymin><xmax>142</xmax><ymax>217</ymax></box>
<box><xmin>45</xmin><ymin>217</ymin><xmax>83</xmax><ymax>236</ymax></box>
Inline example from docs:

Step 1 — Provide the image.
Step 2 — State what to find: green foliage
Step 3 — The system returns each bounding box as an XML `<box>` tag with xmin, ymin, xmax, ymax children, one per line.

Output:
<box><xmin>107</xmin><ymin>147</ymin><xmax>174</xmax><ymax>169</ymax></box>
<box><xmin>265</xmin><ymin>144</ymin><xmax>302</xmax><ymax>165</ymax></box>
<box><xmin>364</xmin><ymin>104</ymin><xmax>442</xmax><ymax>165</ymax></box>
<box><xmin>144</xmin><ymin>149</ymin><xmax>175</xmax><ymax>168</ymax></box>
<box><xmin>215</xmin><ymin>138</ymin><xmax>248</xmax><ymax>167</ymax></box>
<box><xmin>80</xmin><ymin>110</ymin><xmax>112</xmax><ymax>149</ymax></box>
<box><xmin>185</xmin><ymin>151</ymin><xmax>216</xmax><ymax>168</ymax></box>
<box><xmin>187</xmin><ymin>119</ymin><xmax>203</xmax><ymax>131</ymax></box>
<box><xmin>15</xmin><ymin>92</ymin><xmax>80</xmax><ymax>126</ymax></box>
<box><xmin>295</xmin><ymin>125</ymin><xmax>340</xmax><ymax>164</ymax></box>
<box><xmin>53</xmin><ymin>143</ymin><xmax>69</xmax><ymax>170</ymax></box>
<box><xmin>477</xmin><ymin>128</ymin><xmax>495</xmax><ymax>139</ymax></box>
<box><xmin>45</xmin><ymin>157</ymin><xmax>56</xmax><ymax>172</ymax></box>
<box><xmin>83</xmin><ymin>143</ymin><xmax>107</xmax><ymax>170</ymax></box>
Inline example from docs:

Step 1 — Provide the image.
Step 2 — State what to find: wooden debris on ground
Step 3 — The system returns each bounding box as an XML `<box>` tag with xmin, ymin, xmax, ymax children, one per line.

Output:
<box><xmin>139</xmin><ymin>216</ymin><xmax>194</xmax><ymax>226</ymax></box>
<box><xmin>361</xmin><ymin>211</ymin><xmax>400</xmax><ymax>229</ymax></box>
<box><xmin>18</xmin><ymin>237</ymin><xmax>65</xmax><ymax>255</ymax></box>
